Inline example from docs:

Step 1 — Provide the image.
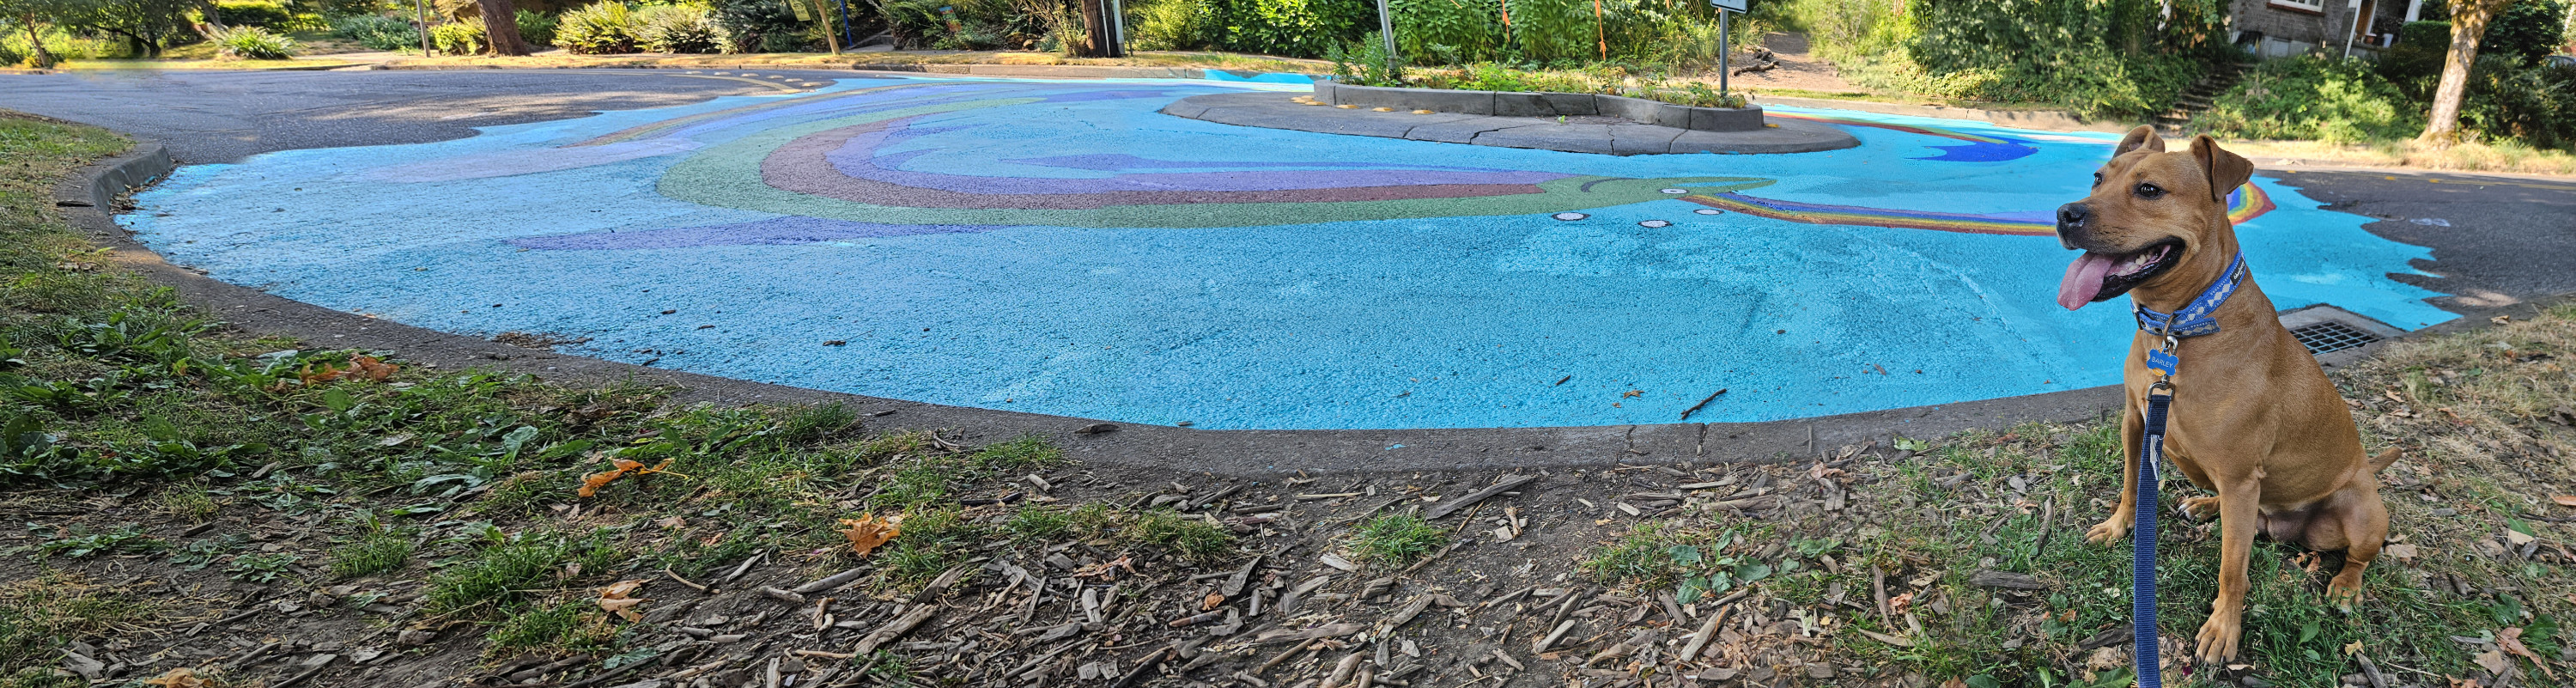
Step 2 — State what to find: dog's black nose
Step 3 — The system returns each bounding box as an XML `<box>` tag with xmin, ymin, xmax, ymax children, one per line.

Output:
<box><xmin>2057</xmin><ymin>202</ymin><xmax>2090</xmax><ymax>230</ymax></box>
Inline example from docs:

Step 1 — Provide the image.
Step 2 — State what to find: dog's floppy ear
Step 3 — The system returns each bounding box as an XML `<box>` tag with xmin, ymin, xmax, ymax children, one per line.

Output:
<box><xmin>2190</xmin><ymin>135</ymin><xmax>2254</xmax><ymax>202</ymax></box>
<box><xmin>2114</xmin><ymin>125</ymin><xmax>2165</xmax><ymax>156</ymax></box>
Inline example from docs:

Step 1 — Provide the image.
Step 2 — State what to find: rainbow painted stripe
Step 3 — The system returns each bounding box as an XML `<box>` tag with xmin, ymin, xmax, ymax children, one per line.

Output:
<box><xmin>1685</xmin><ymin>183</ymin><xmax>2276</xmax><ymax>236</ymax></box>
<box><xmin>1765</xmin><ymin>111</ymin><xmax>2019</xmax><ymax>146</ymax></box>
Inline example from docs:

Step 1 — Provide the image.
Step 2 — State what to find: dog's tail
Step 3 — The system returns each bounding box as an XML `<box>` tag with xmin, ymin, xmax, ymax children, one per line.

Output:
<box><xmin>2369</xmin><ymin>448</ymin><xmax>2402</xmax><ymax>473</ymax></box>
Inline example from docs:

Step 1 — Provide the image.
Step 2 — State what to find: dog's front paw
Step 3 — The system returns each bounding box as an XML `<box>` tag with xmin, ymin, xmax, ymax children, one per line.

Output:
<box><xmin>2195</xmin><ymin>611</ymin><xmax>2243</xmax><ymax>665</ymax></box>
<box><xmin>2084</xmin><ymin>514</ymin><xmax>2133</xmax><ymax>545</ymax></box>
<box><xmin>2180</xmin><ymin>496</ymin><xmax>2221</xmax><ymax>521</ymax></box>
<box><xmin>2326</xmin><ymin>570</ymin><xmax>2366</xmax><ymax>612</ymax></box>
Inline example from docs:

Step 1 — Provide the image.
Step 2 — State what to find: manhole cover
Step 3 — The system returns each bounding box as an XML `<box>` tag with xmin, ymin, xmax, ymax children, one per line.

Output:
<box><xmin>2290</xmin><ymin>320</ymin><xmax>2380</xmax><ymax>355</ymax></box>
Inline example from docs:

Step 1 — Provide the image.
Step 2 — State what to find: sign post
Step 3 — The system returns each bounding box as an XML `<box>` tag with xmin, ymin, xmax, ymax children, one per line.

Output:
<box><xmin>1710</xmin><ymin>0</ymin><xmax>1745</xmax><ymax>96</ymax></box>
<box><xmin>1377</xmin><ymin>0</ymin><xmax>1399</xmax><ymax>76</ymax></box>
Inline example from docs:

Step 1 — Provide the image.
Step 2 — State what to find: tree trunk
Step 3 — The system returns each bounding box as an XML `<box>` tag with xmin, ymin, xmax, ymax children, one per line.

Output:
<box><xmin>1078</xmin><ymin>0</ymin><xmax>1108</xmax><ymax>56</ymax></box>
<box><xmin>19</xmin><ymin>15</ymin><xmax>55</xmax><ymax>68</ymax></box>
<box><xmin>2418</xmin><ymin>0</ymin><xmax>2508</xmax><ymax>145</ymax></box>
<box><xmin>477</xmin><ymin>0</ymin><xmax>532</xmax><ymax>55</ymax></box>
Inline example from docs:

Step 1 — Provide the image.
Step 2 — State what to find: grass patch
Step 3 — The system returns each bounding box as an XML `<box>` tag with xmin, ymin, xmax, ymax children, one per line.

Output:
<box><xmin>0</xmin><ymin>572</ymin><xmax>154</xmax><ymax>678</ymax></box>
<box><xmin>424</xmin><ymin>533</ymin><xmax>623</xmax><ymax>617</ymax></box>
<box><xmin>1123</xmin><ymin>509</ymin><xmax>1235</xmax><ymax>563</ymax></box>
<box><xmin>484</xmin><ymin>600</ymin><xmax>620</xmax><ymax>656</ymax></box>
<box><xmin>329</xmin><ymin>531</ymin><xmax>414</xmax><ymax>579</ymax></box>
<box><xmin>1346</xmin><ymin>514</ymin><xmax>1446</xmax><ymax>568</ymax></box>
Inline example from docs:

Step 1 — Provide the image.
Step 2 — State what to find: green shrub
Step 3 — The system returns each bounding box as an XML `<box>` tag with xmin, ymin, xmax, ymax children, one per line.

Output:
<box><xmin>2196</xmin><ymin>56</ymin><xmax>2419</xmax><ymax>143</ymax></box>
<box><xmin>712</xmin><ymin>0</ymin><xmax>810</xmax><ymax>52</ymax></box>
<box><xmin>209</xmin><ymin>26</ymin><xmax>300</xmax><ymax>59</ymax></box>
<box><xmin>1782</xmin><ymin>0</ymin><xmax>2226</xmax><ymax>119</ymax></box>
<box><xmin>1388</xmin><ymin>0</ymin><xmax>1499</xmax><ymax>64</ymax></box>
<box><xmin>332</xmin><ymin>15</ymin><xmax>418</xmax><ymax>51</ymax></box>
<box><xmin>1217</xmin><ymin>0</ymin><xmax>1370</xmax><ymax>58</ymax></box>
<box><xmin>2458</xmin><ymin>55</ymin><xmax>2576</xmax><ymax>150</ymax></box>
<box><xmin>2482</xmin><ymin>0</ymin><xmax>2570</xmax><ymax>66</ymax></box>
<box><xmin>554</xmin><ymin>2</ymin><xmax>639</xmax><ymax>54</ymax></box>
<box><xmin>516</xmin><ymin>9</ymin><xmax>559</xmax><ymax>46</ymax></box>
<box><xmin>2377</xmin><ymin>20</ymin><xmax>2452</xmax><ymax>88</ymax></box>
<box><xmin>430</xmin><ymin>21</ymin><xmax>485</xmax><ymax>55</ymax></box>
<box><xmin>1327</xmin><ymin>34</ymin><xmax>1402</xmax><ymax>86</ymax></box>
<box><xmin>635</xmin><ymin>3</ymin><xmax>724</xmax><ymax>52</ymax></box>
<box><xmin>215</xmin><ymin>1</ymin><xmax>295</xmax><ymax>27</ymax></box>
<box><xmin>1127</xmin><ymin>0</ymin><xmax>1215</xmax><ymax>51</ymax></box>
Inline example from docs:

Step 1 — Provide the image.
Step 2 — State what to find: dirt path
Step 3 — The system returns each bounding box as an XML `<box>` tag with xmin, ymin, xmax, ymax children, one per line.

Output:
<box><xmin>1724</xmin><ymin>32</ymin><xmax>1859</xmax><ymax>94</ymax></box>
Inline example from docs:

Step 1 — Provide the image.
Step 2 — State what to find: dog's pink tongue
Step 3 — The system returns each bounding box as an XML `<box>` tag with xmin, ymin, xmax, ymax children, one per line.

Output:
<box><xmin>2057</xmin><ymin>253</ymin><xmax>2117</xmax><ymax>310</ymax></box>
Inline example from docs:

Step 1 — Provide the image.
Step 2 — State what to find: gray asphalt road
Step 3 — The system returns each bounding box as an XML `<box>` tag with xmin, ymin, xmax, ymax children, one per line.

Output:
<box><xmin>5</xmin><ymin>69</ymin><xmax>2570</xmax><ymax>313</ymax></box>
<box><xmin>2266</xmin><ymin>168</ymin><xmax>2576</xmax><ymax>311</ymax></box>
<box><xmin>0</xmin><ymin>69</ymin><xmax>880</xmax><ymax>163</ymax></box>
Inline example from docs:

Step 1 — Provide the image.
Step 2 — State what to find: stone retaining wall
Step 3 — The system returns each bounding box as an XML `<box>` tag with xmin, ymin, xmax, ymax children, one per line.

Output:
<box><xmin>1316</xmin><ymin>82</ymin><xmax>1764</xmax><ymax>131</ymax></box>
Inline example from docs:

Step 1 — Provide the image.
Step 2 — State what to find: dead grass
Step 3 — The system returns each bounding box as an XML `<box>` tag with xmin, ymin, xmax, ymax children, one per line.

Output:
<box><xmin>2227</xmin><ymin>138</ymin><xmax>2576</xmax><ymax>177</ymax></box>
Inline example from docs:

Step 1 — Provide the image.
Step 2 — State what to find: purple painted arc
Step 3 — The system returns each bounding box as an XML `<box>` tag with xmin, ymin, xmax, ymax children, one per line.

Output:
<box><xmin>762</xmin><ymin>117</ymin><xmax>1569</xmax><ymax>210</ymax></box>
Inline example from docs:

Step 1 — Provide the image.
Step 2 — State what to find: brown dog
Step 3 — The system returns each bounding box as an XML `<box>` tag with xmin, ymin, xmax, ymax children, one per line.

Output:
<box><xmin>2054</xmin><ymin>126</ymin><xmax>2397</xmax><ymax>664</ymax></box>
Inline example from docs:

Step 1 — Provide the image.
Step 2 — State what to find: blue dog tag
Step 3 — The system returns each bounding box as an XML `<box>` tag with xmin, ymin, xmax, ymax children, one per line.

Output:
<box><xmin>2145</xmin><ymin>348</ymin><xmax>2179</xmax><ymax>377</ymax></box>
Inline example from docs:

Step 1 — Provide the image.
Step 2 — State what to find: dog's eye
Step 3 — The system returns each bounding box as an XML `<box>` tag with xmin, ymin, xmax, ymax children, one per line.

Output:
<box><xmin>2092</xmin><ymin>172</ymin><xmax>2104</xmax><ymax>187</ymax></box>
<box><xmin>2134</xmin><ymin>182</ymin><xmax>2166</xmax><ymax>199</ymax></box>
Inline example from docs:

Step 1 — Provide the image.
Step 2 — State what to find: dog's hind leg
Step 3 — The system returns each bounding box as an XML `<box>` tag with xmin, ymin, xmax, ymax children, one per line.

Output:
<box><xmin>2087</xmin><ymin>405</ymin><xmax>2146</xmax><ymax>545</ymax></box>
<box><xmin>2196</xmin><ymin>475</ymin><xmax>2263</xmax><ymax>665</ymax></box>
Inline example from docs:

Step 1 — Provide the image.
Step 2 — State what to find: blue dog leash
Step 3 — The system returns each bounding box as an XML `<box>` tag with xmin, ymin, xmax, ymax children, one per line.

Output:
<box><xmin>2128</xmin><ymin>252</ymin><xmax>2247</xmax><ymax>688</ymax></box>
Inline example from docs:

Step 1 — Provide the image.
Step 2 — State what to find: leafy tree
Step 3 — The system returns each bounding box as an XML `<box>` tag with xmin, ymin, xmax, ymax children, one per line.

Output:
<box><xmin>2421</xmin><ymin>0</ymin><xmax>2515</xmax><ymax>144</ymax></box>
<box><xmin>60</xmin><ymin>0</ymin><xmax>199</xmax><ymax>57</ymax></box>
<box><xmin>0</xmin><ymin>0</ymin><xmax>75</xmax><ymax>66</ymax></box>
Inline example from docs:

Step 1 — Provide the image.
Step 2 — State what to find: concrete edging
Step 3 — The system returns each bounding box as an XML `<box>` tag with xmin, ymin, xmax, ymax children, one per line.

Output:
<box><xmin>1319</xmin><ymin>82</ymin><xmax>1765</xmax><ymax>132</ymax></box>
<box><xmin>1749</xmin><ymin>94</ymin><xmax>2144</xmax><ymax>134</ymax></box>
<box><xmin>58</xmin><ymin>131</ymin><xmax>2163</xmax><ymax>478</ymax></box>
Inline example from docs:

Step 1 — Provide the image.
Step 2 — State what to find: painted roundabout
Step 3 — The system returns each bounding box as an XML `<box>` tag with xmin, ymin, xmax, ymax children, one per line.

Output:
<box><xmin>121</xmin><ymin>75</ymin><xmax>2457</xmax><ymax>430</ymax></box>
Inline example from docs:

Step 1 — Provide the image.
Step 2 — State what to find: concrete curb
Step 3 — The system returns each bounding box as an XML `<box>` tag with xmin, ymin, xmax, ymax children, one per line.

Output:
<box><xmin>1319</xmin><ymin>82</ymin><xmax>1765</xmax><ymax>132</ymax></box>
<box><xmin>59</xmin><ymin>134</ymin><xmax>2154</xmax><ymax>478</ymax></box>
<box><xmin>1165</xmin><ymin>91</ymin><xmax>1856</xmax><ymax>155</ymax></box>
<box><xmin>1748</xmin><ymin>94</ymin><xmax>2143</xmax><ymax>134</ymax></box>
<box><xmin>55</xmin><ymin>142</ymin><xmax>173</xmax><ymax>210</ymax></box>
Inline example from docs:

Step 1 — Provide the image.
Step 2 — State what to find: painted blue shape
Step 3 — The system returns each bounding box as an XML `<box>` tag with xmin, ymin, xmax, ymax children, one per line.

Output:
<box><xmin>116</xmin><ymin>79</ymin><xmax>2458</xmax><ymax>430</ymax></box>
<box><xmin>1203</xmin><ymin>70</ymin><xmax>1317</xmax><ymax>84</ymax></box>
<box><xmin>1912</xmin><ymin>136</ymin><xmax>2040</xmax><ymax>162</ymax></box>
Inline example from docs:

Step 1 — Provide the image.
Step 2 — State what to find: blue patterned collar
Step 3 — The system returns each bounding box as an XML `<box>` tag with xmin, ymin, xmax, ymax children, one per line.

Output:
<box><xmin>2133</xmin><ymin>253</ymin><xmax>2246</xmax><ymax>338</ymax></box>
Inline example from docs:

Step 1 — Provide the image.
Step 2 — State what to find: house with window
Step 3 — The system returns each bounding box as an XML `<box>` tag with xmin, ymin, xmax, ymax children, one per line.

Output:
<box><xmin>2230</xmin><ymin>0</ymin><xmax>2423</xmax><ymax>58</ymax></box>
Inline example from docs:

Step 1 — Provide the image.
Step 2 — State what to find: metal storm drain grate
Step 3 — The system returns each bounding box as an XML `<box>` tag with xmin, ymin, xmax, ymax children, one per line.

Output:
<box><xmin>2291</xmin><ymin>320</ymin><xmax>2381</xmax><ymax>355</ymax></box>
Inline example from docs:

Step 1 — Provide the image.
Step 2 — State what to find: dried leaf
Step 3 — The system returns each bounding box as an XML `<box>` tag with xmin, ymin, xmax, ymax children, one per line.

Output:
<box><xmin>2384</xmin><ymin>543</ymin><xmax>2420</xmax><ymax>561</ymax></box>
<box><xmin>143</xmin><ymin>668</ymin><xmax>210</xmax><ymax>688</ymax></box>
<box><xmin>2504</xmin><ymin>529</ymin><xmax>2536</xmax><ymax>546</ymax></box>
<box><xmin>347</xmin><ymin>355</ymin><xmax>400</xmax><ymax>381</ymax></box>
<box><xmin>840</xmin><ymin>514</ymin><xmax>901</xmax><ymax>557</ymax></box>
<box><xmin>2552</xmin><ymin>495</ymin><xmax>2576</xmax><ymax>508</ymax></box>
<box><xmin>577</xmin><ymin>457</ymin><xmax>684</xmax><ymax>498</ymax></box>
<box><xmin>297</xmin><ymin>362</ymin><xmax>346</xmax><ymax>385</ymax></box>
<box><xmin>2498</xmin><ymin>628</ymin><xmax>2555</xmax><ymax>679</ymax></box>
<box><xmin>2343</xmin><ymin>641</ymin><xmax>2363</xmax><ymax>656</ymax></box>
<box><xmin>1887</xmin><ymin>592</ymin><xmax>1913</xmax><ymax>616</ymax></box>
<box><xmin>598</xmin><ymin>580</ymin><xmax>647</xmax><ymax>622</ymax></box>
<box><xmin>1202</xmin><ymin>593</ymin><xmax>1225</xmax><ymax>611</ymax></box>
<box><xmin>2474</xmin><ymin>648</ymin><xmax>2508</xmax><ymax>676</ymax></box>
